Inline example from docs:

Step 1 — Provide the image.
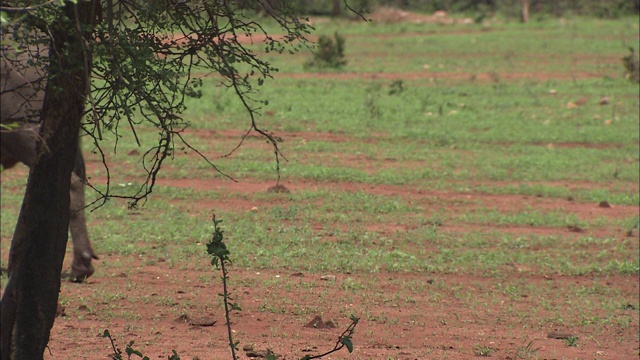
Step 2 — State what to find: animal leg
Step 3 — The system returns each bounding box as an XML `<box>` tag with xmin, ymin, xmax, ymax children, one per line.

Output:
<box><xmin>68</xmin><ymin>171</ymin><xmax>97</xmax><ymax>282</ymax></box>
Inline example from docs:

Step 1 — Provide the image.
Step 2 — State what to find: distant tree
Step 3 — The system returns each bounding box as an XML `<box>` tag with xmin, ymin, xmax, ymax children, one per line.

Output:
<box><xmin>0</xmin><ymin>1</ymin><xmax>313</xmax><ymax>358</ymax></box>
<box><xmin>521</xmin><ymin>0</ymin><xmax>530</xmax><ymax>22</ymax></box>
<box><xmin>333</xmin><ymin>0</ymin><xmax>342</xmax><ymax>16</ymax></box>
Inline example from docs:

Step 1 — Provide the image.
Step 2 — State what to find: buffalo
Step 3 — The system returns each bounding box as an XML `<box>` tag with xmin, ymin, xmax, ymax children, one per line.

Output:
<box><xmin>1</xmin><ymin>54</ymin><xmax>97</xmax><ymax>282</ymax></box>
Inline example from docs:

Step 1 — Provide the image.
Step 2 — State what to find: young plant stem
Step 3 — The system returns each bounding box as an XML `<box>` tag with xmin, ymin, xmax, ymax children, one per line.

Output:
<box><xmin>220</xmin><ymin>260</ymin><xmax>237</xmax><ymax>360</ymax></box>
<box><xmin>207</xmin><ymin>213</ymin><xmax>238</xmax><ymax>360</ymax></box>
<box><xmin>303</xmin><ymin>316</ymin><xmax>359</xmax><ymax>360</ymax></box>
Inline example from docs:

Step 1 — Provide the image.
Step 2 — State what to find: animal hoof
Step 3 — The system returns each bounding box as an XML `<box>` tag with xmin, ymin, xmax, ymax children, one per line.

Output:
<box><xmin>70</xmin><ymin>263</ymin><xmax>95</xmax><ymax>283</ymax></box>
<box><xmin>69</xmin><ymin>272</ymin><xmax>93</xmax><ymax>283</ymax></box>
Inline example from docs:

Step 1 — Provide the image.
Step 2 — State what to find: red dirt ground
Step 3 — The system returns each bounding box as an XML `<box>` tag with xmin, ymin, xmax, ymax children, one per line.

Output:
<box><xmin>12</xmin><ymin>125</ymin><xmax>632</xmax><ymax>360</ymax></box>
<box><xmin>2</xmin><ymin>123</ymin><xmax>637</xmax><ymax>359</ymax></box>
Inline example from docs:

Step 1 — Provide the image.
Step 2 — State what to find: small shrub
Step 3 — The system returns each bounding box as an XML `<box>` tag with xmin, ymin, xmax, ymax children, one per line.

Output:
<box><xmin>622</xmin><ymin>47</ymin><xmax>639</xmax><ymax>83</ymax></box>
<box><xmin>474</xmin><ymin>344</ymin><xmax>494</xmax><ymax>356</ymax></box>
<box><xmin>364</xmin><ymin>94</ymin><xmax>380</xmax><ymax>119</ymax></box>
<box><xmin>514</xmin><ymin>341</ymin><xmax>541</xmax><ymax>359</ymax></box>
<box><xmin>305</xmin><ymin>32</ymin><xmax>347</xmax><ymax>69</ymax></box>
<box><xmin>564</xmin><ymin>336</ymin><xmax>579</xmax><ymax>347</ymax></box>
<box><xmin>388</xmin><ymin>80</ymin><xmax>404</xmax><ymax>95</ymax></box>
<box><xmin>103</xmin><ymin>330</ymin><xmax>180</xmax><ymax>360</ymax></box>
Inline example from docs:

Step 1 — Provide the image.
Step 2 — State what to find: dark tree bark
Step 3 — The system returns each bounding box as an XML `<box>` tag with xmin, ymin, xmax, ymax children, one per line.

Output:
<box><xmin>332</xmin><ymin>0</ymin><xmax>342</xmax><ymax>17</ymax></box>
<box><xmin>0</xmin><ymin>1</ymin><xmax>99</xmax><ymax>359</ymax></box>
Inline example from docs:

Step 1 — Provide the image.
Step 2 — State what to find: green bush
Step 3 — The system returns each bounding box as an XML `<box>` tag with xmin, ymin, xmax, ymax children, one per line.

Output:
<box><xmin>305</xmin><ymin>32</ymin><xmax>347</xmax><ymax>69</ymax></box>
<box><xmin>622</xmin><ymin>47</ymin><xmax>640</xmax><ymax>83</ymax></box>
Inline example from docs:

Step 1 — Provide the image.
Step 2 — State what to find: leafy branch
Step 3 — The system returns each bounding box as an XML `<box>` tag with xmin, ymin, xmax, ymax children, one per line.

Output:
<box><xmin>1</xmin><ymin>1</ymin><xmax>312</xmax><ymax>209</ymax></box>
<box><xmin>299</xmin><ymin>315</ymin><xmax>359</xmax><ymax>360</ymax></box>
<box><xmin>102</xmin><ymin>329</ymin><xmax>180</xmax><ymax>360</ymax></box>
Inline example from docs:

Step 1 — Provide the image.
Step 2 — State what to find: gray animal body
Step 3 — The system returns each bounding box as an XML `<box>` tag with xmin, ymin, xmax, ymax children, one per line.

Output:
<box><xmin>1</xmin><ymin>54</ymin><xmax>97</xmax><ymax>281</ymax></box>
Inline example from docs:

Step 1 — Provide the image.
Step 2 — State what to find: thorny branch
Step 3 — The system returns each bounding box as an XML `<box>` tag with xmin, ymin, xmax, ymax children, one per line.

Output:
<box><xmin>2</xmin><ymin>0</ymin><xmax>312</xmax><ymax>209</ymax></box>
<box><xmin>1</xmin><ymin>1</ymin><xmax>366</xmax><ymax>208</ymax></box>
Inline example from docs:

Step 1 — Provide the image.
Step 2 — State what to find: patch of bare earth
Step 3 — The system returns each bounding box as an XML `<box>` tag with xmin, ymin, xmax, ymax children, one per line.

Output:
<box><xmin>46</xmin><ymin>266</ymin><xmax>638</xmax><ymax>359</ymax></box>
<box><xmin>3</xmin><ymin>173</ymin><xmax>637</xmax><ymax>359</ymax></box>
<box><xmin>18</xmin><ymin>127</ymin><xmax>633</xmax><ymax>359</ymax></box>
<box><xmin>367</xmin><ymin>7</ymin><xmax>473</xmax><ymax>25</ymax></box>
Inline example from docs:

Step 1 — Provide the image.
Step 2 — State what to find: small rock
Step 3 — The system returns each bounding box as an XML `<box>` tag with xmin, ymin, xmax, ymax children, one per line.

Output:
<box><xmin>324</xmin><ymin>320</ymin><xmax>336</xmax><ymax>328</ymax></box>
<box><xmin>188</xmin><ymin>315</ymin><xmax>216</xmax><ymax>327</ymax></box>
<box><xmin>598</xmin><ymin>201</ymin><xmax>611</xmax><ymax>208</ymax></box>
<box><xmin>304</xmin><ymin>315</ymin><xmax>334</xmax><ymax>329</ymax></box>
<box><xmin>598</xmin><ymin>96</ymin><xmax>610</xmax><ymax>105</ymax></box>
<box><xmin>245</xmin><ymin>350</ymin><xmax>270</xmax><ymax>358</ymax></box>
<box><xmin>567</xmin><ymin>225</ymin><xmax>584</xmax><ymax>233</ymax></box>
<box><xmin>575</xmin><ymin>97</ymin><xmax>587</xmax><ymax>105</ymax></box>
<box><xmin>547</xmin><ymin>332</ymin><xmax>577</xmax><ymax>340</ymax></box>
<box><xmin>266</xmin><ymin>184</ymin><xmax>290</xmax><ymax>193</ymax></box>
<box><xmin>320</xmin><ymin>275</ymin><xmax>336</xmax><ymax>281</ymax></box>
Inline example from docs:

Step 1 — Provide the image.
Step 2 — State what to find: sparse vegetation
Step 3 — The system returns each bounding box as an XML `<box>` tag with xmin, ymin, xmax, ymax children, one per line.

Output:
<box><xmin>103</xmin><ymin>330</ymin><xmax>180</xmax><ymax>360</ymax></box>
<box><xmin>514</xmin><ymin>341</ymin><xmax>541</xmax><ymax>359</ymax></box>
<box><xmin>304</xmin><ymin>32</ymin><xmax>347</xmax><ymax>69</ymax></box>
<box><xmin>622</xmin><ymin>47</ymin><xmax>639</xmax><ymax>83</ymax></box>
<box><xmin>564</xmin><ymin>336</ymin><xmax>579</xmax><ymax>347</ymax></box>
<box><xmin>1</xmin><ymin>13</ymin><xmax>637</xmax><ymax>360</ymax></box>
<box><xmin>474</xmin><ymin>344</ymin><xmax>494</xmax><ymax>356</ymax></box>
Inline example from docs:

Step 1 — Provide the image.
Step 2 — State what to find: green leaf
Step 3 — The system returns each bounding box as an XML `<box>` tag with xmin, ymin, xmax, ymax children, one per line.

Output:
<box><xmin>0</xmin><ymin>11</ymin><xmax>8</xmax><ymax>28</ymax></box>
<box><xmin>342</xmin><ymin>337</ymin><xmax>354</xmax><ymax>352</ymax></box>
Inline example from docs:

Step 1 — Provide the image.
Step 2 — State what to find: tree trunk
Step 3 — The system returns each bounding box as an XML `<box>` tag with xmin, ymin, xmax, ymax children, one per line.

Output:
<box><xmin>521</xmin><ymin>0</ymin><xmax>530</xmax><ymax>23</ymax></box>
<box><xmin>0</xmin><ymin>2</ymin><xmax>98</xmax><ymax>359</ymax></box>
<box><xmin>332</xmin><ymin>0</ymin><xmax>342</xmax><ymax>17</ymax></box>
